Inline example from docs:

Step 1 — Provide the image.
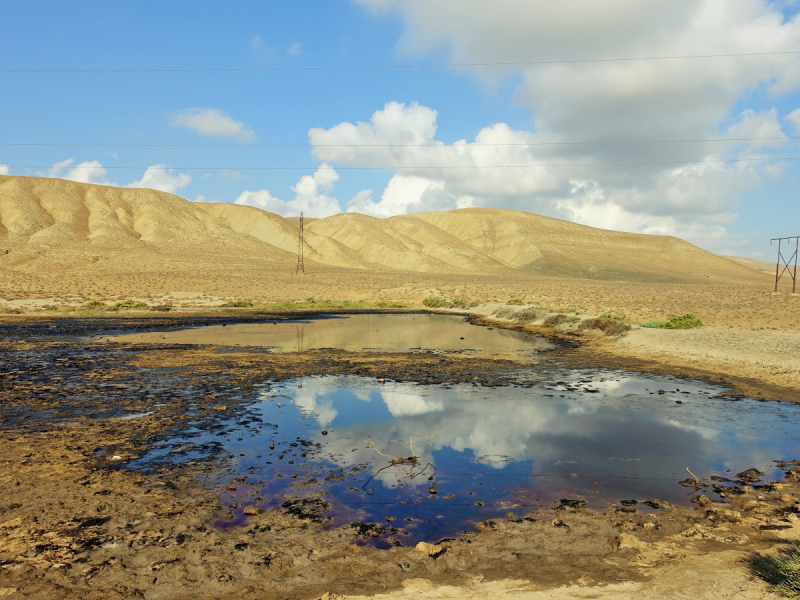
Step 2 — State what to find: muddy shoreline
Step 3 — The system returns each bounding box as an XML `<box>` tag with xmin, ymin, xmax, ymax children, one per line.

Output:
<box><xmin>1</xmin><ymin>310</ymin><xmax>799</xmax><ymax>599</ymax></box>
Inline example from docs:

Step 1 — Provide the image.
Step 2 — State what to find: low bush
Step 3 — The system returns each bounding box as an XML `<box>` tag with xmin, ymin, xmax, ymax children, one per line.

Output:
<box><xmin>81</xmin><ymin>300</ymin><xmax>107</xmax><ymax>310</ymax></box>
<box><xmin>543</xmin><ymin>313</ymin><xmax>567</xmax><ymax>327</ymax></box>
<box><xmin>749</xmin><ymin>539</ymin><xmax>800</xmax><ymax>598</ymax></box>
<box><xmin>423</xmin><ymin>297</ymin><xmax>452</xmax><ymax>309</ymax></box>
<box><xmin>567</xmin><ymin>316</ymin><xmax>581</xmax><ymax>324</ymax></box>
<box><xmin>114</xmin><ymin>300</ymin><xmax>149</xmax><ymax>310</ymax></box>
<box><xmin>640</xmin><ymin>320</ymin><xmax>664</xmax><ymax>328</ymax></box>
<box><xmin>579</xmin><ymin>318</ymin><xmax>631</xmax><ymax>336</ymax></box>
<box><xmin>506</xmin><ymin>298</ymin><xmax>525</xmax><ymax>305</ymax></box>
<box><xmin>660</xmin><ymin>313</ymin><xmax>704</xmax><ymax>329</ymax></box>
<box><xmin>598</xmin><ymin>313</ymin><xmax>628</xmax><ymax>323</ymax></box>
<box><xmin>222</xmin><ymin>300</ymin><xmax>253</xmax><ymax>308</ymax></box>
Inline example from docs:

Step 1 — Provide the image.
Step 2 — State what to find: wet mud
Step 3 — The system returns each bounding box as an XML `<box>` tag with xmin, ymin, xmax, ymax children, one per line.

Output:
<box><xmin>1</xmin><ymin>311</ymin><xmax>799</xmax><ymax>599</ymax></box>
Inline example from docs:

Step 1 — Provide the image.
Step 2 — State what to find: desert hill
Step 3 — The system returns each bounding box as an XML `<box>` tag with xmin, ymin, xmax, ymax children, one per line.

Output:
<box><xmin>0</xmin><ymin>175</ymin><xmax>766</xmax><ymax>286</ymax></box>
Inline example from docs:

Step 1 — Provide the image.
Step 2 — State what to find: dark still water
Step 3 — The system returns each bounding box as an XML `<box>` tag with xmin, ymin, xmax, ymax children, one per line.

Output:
<box><xmin>125</xmin><ymin>370</ymin><xmax>800</xmax><ymax>546</ymax></box>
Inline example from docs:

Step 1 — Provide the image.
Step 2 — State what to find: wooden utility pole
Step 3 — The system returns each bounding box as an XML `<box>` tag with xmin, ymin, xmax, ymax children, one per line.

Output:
<box><xmin>296</xmin><ymin>212</ymin><xmax>305</xmax><ymax>274</ymax></box>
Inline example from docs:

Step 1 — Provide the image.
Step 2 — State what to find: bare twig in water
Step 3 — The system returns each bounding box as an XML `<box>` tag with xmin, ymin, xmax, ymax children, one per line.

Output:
<box><xmin>687</xmin><ymin>467</ymin><xmax>700</xmax><ymax>486</ymax></box>
<box><xmin>364</xmin><ymin>427</ymin><xmax>437</xmax><ymax>465</ymax></box>
<box><xmin>409</xmin><ymin>427</ymin><xmax>437</xmax><ymax>459</ymax></box>
<box><xmin>364</xmin><ymin>439</ymin><xmax>404</xmax><ymax>463</ymax></box>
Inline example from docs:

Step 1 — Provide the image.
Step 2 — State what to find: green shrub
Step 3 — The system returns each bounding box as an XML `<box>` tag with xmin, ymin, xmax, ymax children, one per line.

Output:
<box><xmin>749</xmin><ymin>539</ymin><xmax>800</xmax><ymax>598</ymax></box>
<box><xmin>81</xmin><ymin>300</ymin><xmax>107</xmax><ymax>310</ymax></box>
<box><xmin>776</xmin><ymin>540</ymin><xmax>800</xmax><ymax>598</ymax></box>
<box><xmin>114</xmin><ymin>300</ymin><xmax>149</xmax><ymax>310</ymax></box>
<box><xmin>641</xmin><ymin>320</ymin><xmax>665</xmax><ymax>328</ymax></box>
<box><xmin>567</xmin><ymin>316</ymin><xmax>581</xmax><ymax>324</ymax></box>
<box><xmin>506</xmin><ymin>298</ymin><xmax>525</xmax><ymax>305</ymax></box>
<box><xmin>423</xmin><ymin>297</ymin><xmax>451</xmax><ymax>308</ymax></box>
<box><xmin>660</xmin><ymin>313</ymin><xmax>703</xmax><ymax>329</ymax></box>
<box><xmin>222</xmin><ymin>300</ymin><xmax>253</xmax><ymax>308</ymax></box>
<box><xmin>598</xmin><ymin>313</ymin><xmax>628</xmax><ymax>323</ymax></box>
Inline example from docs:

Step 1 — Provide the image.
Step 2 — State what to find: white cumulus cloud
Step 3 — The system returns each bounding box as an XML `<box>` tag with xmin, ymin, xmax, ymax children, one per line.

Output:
<box><xmin>235</xmin><ymin>163</ymin><xmax>356</xmax><ymax>218</ymax></box>
<box><xmin>788</xmin><ymin>108</ymin><xmax>800</xmax><ymax>134</ymax></box>
<box><xmin>0</xmin><ymin>165</ymin><xmax>9</xmax><ymax>175</ymax></box>
<box><xmin>171</xmin><ymin>108</ymin><xmax>256</xmax><ymax>142</ymax></box>
<box><xmin>346</xmin><ymin>0</ymin><xmax>800</xmax><ymax>249</ymax></box>
<box><xmin>127</xmin><ymin>165</ymin><xmax>191</xmax><ymax>194</ymax></box>
<box><xmin>287</xmin><ymin>42</ymin><xmax>303</xmax><ymax>57</ymax></box>
<box><xmin>42</xmin><ymin>159</ymin><xmax>109</xmax><ymax>184</ymax></box>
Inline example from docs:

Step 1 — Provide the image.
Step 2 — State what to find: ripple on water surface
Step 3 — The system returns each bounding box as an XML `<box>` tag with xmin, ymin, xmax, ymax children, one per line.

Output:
<box><xmin>126</xmin><ymin>371</ymin><xmax>800</xmax><ymax>547</ymax></box>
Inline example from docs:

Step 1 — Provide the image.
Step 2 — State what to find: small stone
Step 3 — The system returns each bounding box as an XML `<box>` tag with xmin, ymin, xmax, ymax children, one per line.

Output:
<box><xmin>692</xmin><ymin>494</ymin><xmax>712</xmax><ymax>506</ymax></box>
<box><xmin>415</xmin><ymin>541</ymin><xmax>444</xmax><ymax>557</ymax></box>
<box><xmin>428</xmin><ymin>487</ymin><xmax>437</xmax><ymax>494</ymax></box>
<box><xmin>321</xmin><ymin>431</ymin><xmax>328</xmax><ymax>435</ymax></box>
<box><xmin>385</xmin><ymin>516</ymin><xmax>395</xmax><ymax>522</ymax></box>
<box><xmin>642</xmin><ymin>521</ymin><xmax>656</xmax><ymax>529</ymax></box>
<box><xmin>212</xmin><ymin>406</ymin><xmax>226</xmax><ymax>411</ymax></box>
<box><xmin>242</xmin><ymin>506</ymin><xmax>264</xmax><ymax>516</ymax></box>
<box><xmin>291</xmin><ymin>473</ymin><xmax>297</xmax><ymax>478</ymax></box>
<box><xmin>617</xmin><ymin>532</ymin><xmax>647</xmax><ymax>550</ymax></box>
<box><xmin>269</xmin><ymin>443</ymin><xmax>275</xmax><ymax>450</ymax></box>
<box><xmin>551</xmin><ymin>518</ymin><xmax>568</xmax><ymax>528</ymax></box>
<box><xmin>736</xmin><ymin>468</ymin><xmax>765</xmax><ymax>483</ymax></box>
<box><xmin>377</xmin><ymin>378</ymin><xmax>385</xmax><ymax>384</ymax></box>
<box><xmin>225</xmin><ymin>486</ymin><xmax>237</xmax><ymax>491</ymax></box>
<box><xmin>475</xmin><ymin>500</ymin><xmax>484</xmax><ymax>506</ymax></box>
<box><xmin>723</xmin><ymin>510</ymin><xmax>742</xmax><ymax>523</ymax></box>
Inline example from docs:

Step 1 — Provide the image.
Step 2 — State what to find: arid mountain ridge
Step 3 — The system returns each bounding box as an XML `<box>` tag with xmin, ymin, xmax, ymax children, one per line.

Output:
<box><xmin>0</xmin><ymin>175</ymin><xmax>765</xmax><ymax>284</ymax></box>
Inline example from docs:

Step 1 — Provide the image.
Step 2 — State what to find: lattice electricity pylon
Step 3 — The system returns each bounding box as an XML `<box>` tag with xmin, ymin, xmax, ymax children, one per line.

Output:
<box><xmin>296</xmin><ymin>212</ymin><xmax>305</xmax><ymax>274</ymax></box>
<box><xmin>771</xmin><ymin>236</ymin><xmax>799</xmax><ymax>293</ymax></box>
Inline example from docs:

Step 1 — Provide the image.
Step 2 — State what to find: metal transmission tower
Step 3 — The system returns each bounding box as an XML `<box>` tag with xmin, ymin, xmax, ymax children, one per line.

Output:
<box><xmin>296</xmin><ymin>212</ymin><xmax>305</xmax><ymax>274</ymax></box>
<box><xmin>771</xmin><ymin>235</ymin><xmax>799</xmax><ymax>293</ymax></box>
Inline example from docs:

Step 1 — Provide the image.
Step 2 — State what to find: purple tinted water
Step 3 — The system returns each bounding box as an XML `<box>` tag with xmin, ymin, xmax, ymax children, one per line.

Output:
<box><xmin>127</xmin><ymin>371</ymin><xmax>800</xmax><ymax>547</ymax></box>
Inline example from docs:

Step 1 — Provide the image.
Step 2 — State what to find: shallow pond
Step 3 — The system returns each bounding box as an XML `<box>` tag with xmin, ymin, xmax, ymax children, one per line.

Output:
<box><xmin>127</xmin><ymin>371</ymin><xmax>800</xmax><ymax>547</ymax></box>
<box><xmin>109</xmin><ymin>313</ymin><xmax>552</xmax><ymax>358</ymax></box>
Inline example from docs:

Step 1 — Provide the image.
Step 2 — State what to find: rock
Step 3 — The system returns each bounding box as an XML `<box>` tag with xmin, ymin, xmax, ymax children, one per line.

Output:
<box><xmin>691</xmin><ymin>495</ymin><xmax>712</xmax><ymax>506</ymax></box>
<box><xmin>617</xmin><ymin>532</ymin><xmax>647</xmax><ymax>550</ymax></box>
<box><xmin>723</xmin><ymin>510</ymin><xmax>742</xmax><ymax>523</ymax></box>
<box><xmin>415</xmin><ymin>541</ymin><xmax>445</xmax><ymax>557</ymax></box>
<box><xmin>642</xmin><ymin>521</ymin><xmax>656</xmax><ymax>529</ymax></box>
<box><xmin>557</xmin><ymin>499</ymin><xmax>586</xmax><ymax>510</ymax></box>
<box><xmin>212</xmin><ymin>406</ymin><xmax>226</xmax><ymax>411</ymax></box>
<box><xmin>225</xmin><ymin>486</ymin><xmax>237</xmax><ymax>491</ymax></box>
<box><xmin>242</xmin><ymin>506</ymin><xmax>264</xmax><ymax>516</ymax></box>
<box><xmin>269</xmin><ymin>443</ymin><xmax>274</xmax><ymax>450</ymax></box>
<box><xmin>780</xmin><ymin>494</ymin><xmax>797</xmax><ymax>503</ymax></box>
<box><xmin>786</xmin><ymin>468</ymin><xmax>800</xmax><ymax>482</ymax></box>
<box><xmin>736</xmin><ymin>468</ymin><xmax>765</xmax><ymax>483</ymax></box>
<box><xmin>620</xmin><ymin>500</ymin><xmax>638</xmax><ymax>507</ymax></box>
<box><xmin>428</xmin><ymin>487</ymin><xmax>437</xmax><ymax>494</ymax></box>
<box><xmin>678</xmin><ymin>478</ymin><xmax>700</xmax><ymax>488</ymax></box>
<box><xmin>377</xmin><ymin>378</ymin><xmax>385</xmax><ymax>384</ymax></box>
<box><xmin>551</xmin><ymin>519</ymin><xmax>568</xmax><ymax>528</ymax></box>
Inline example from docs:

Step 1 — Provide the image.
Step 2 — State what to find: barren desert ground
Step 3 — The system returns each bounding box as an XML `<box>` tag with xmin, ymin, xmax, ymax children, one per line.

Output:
<box><xmin>2</xmin><ymin>176</ymin><xmax>800</xmax><ymax>600</ymax></box>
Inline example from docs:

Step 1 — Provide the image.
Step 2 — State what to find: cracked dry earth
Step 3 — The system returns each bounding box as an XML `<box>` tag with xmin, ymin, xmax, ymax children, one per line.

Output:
<box><xmin>1</xmin><ymin>315</ymin><xmax>800</xmax><ymax>599</ymax></box>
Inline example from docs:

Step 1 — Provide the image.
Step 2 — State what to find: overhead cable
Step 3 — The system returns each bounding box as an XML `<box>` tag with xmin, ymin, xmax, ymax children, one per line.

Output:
<box><xmin>1</xmin><ymin>136</ymin><xmax>799</xmax><ymax>148</ymax></box>
<box><xmin>6</xmin><ymin>156</ymin><xmax>800</xmax><ymax>170</ymax></box>
<box><xmin>2</xmin><ymin>50</ymin><xmax>799</xmax><ymax>74</ymax></box>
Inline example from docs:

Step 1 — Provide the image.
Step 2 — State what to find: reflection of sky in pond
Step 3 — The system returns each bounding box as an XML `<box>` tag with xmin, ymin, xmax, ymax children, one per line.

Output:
<box><xmin>129</xmin><ymin>371</ymin><xmax>800</xmax><ymax>547</ymax></box>
<box><xmin>108</xmin><ymin>313</ymin><xmax>551</xmax><ymax>359</ymax></box>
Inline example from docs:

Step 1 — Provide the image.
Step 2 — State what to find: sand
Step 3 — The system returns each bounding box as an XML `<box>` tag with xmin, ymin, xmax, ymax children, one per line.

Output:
<box><xmin>2</xmin><ymin>175</ymin><xmax>799</xmax><ymax>599</ymax></box>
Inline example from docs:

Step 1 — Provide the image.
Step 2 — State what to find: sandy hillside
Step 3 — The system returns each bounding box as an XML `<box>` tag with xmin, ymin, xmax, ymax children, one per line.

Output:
<box><xmin>0</xmin><ymin>175</ymin><xmax>766</xmax><ymax>285</ymax></box>
<box><xmin>724</xmin><ymin>255</ymin><xmax>781</xmax><ymax>275</ymax></box>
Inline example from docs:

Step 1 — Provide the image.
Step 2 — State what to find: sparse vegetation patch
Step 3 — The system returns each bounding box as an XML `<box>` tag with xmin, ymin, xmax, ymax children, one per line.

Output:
<box><xmin>660</xmin><ymin>313</ymin><xmax>704</xmax><ymax>329</ymax></box>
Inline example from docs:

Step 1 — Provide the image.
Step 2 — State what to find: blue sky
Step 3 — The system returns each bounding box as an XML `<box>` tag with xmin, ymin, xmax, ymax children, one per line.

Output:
<box><xmin>2</xmin><ymin>0</ymin><xmax>800</xmax><ymax>257</ymax></box>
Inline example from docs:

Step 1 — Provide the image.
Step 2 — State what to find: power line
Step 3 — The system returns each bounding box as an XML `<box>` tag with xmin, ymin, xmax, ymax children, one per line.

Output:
<box><xmin>6</xmin><ymin>156</ymin><xmax>800</xmax><ymax>171</ymax></box>
<box><xmin>2</xmin><ymin>50</ymin><xmax>799</xmax><ymax>74</ymax></box>
<box><xmin>1</xmin><ymin>136</ymin><xmax>798</xmax><ymax>148</ymax></box>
